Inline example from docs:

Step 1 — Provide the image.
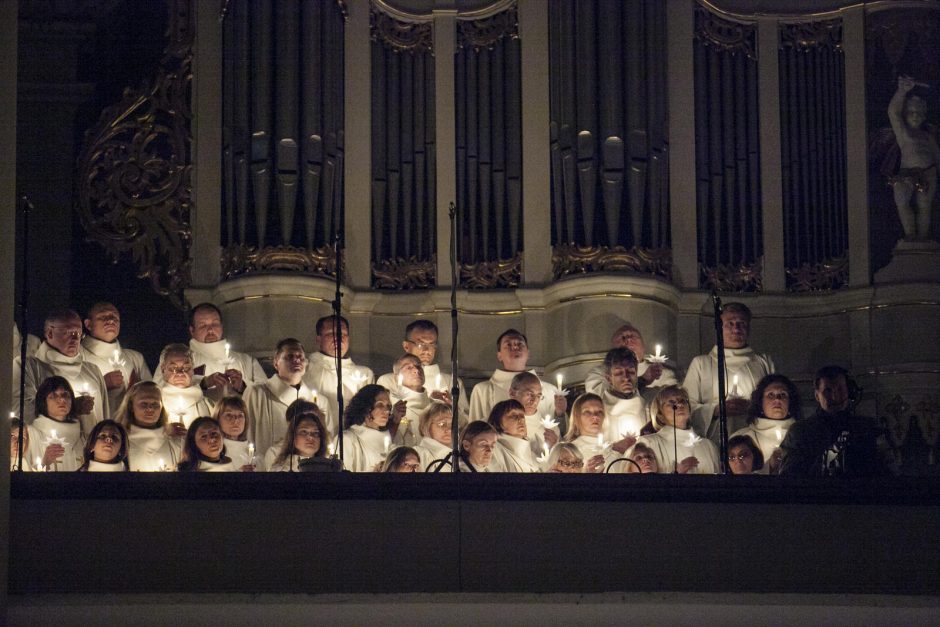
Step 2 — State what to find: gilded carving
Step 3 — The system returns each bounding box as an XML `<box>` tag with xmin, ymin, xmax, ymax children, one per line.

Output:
<box><xmin>460</xmin><ymin>253</ymin><xmax>522</xmax><ymax>289</ymax></box>
<box><xmin>786</xmin><ymin>255</ymin><xmax>849</xmax><ymax>292</ymax></box>
<box><xmin>700</xmin><ymin>261</ymin><xmax>763</xmax><ymax>293</ymax></box>
<box><xmin>551</xmin><ymin>245</ymin><xmax>672</xmax><ymax>281</ymax></box>
<box><xmin>221</xmin><ymin>244</ymin><xmax>339</xmax><ymax>280</ymax></box>
<box><xmin>372</xmin><ymin>256</ymin><xmax>437</xmax><ymax>290</ymax></box>
<box><xmin>457</xmin><ymin>4</ymin><xmax>519</xmax><ymax>52</ymax></box>
<box><xmin>76</xmin><ymin>0</ymin><xmax>193</xmax><ymax>308</ymax></box>
<box><xmin>694</xmin><ymin>3</ymin><xmax>757</xmax><ymax>60</ymax></box>
<box><xmin>780</xmin><ymin>18</ymin><xmax>843</xmax><ymax>51</ymax></box>
<box><xmin>370</xmin><ymin>3</ymin><xmax>433</xmax><ymax>54</ymax></box>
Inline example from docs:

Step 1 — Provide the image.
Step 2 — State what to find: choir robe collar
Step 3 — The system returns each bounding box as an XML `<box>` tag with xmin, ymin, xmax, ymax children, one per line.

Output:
<box><xmin>34</xmin><ymin>341</ymin><xmax>85</xmax><ymax>380</ymax></box>
<box><xmin>81</xmin><ymin>335</ymin><xmax>124</xmax><ymax>362</ymax></box>
<box><xmin>750</xmin><ymin>416</ymin><xmax>795</xmax><ymax>440</ymax></box>
<box><xmin>159</xmin><ymin>383</ymin><xmax>208</xmax><ymax>424</ymax></box>
<box><xmin>497</xmin><ymin>433</ymin><xmax>541</xmax><ymax>472</ymax></box>
<box><xmin>127</xmin><ymin>424</ymin><xmax>172</xmax><ymax>454</ymax></box>
<box><xmin>308</xmin><ymin>351</ymin><xmax>360</xmax><ymax>373</ymax></box>
<box><xmin>418</xmin><ymin>436</ymin><xmax>451</xmax><ymax>459</ymax></box>
<box><xmin>265</xmin><ymin>374</ymin><xmax>312</xmax><ymax>406</ymax></box>
<box><xmin>32</xmin><ymin>415</ymin><xmax>82</xmax><ymax>445</ymax></box>
<box><xmin>189</xmin><ymin>338</ymin><xmax>229</xmax><ymax>361</ymax></box>
<box><xmin>198</xmin><ymin>457</ymin><xmax>237</xmax><ymax>472</ymax></box>
<box><xmin>571</xmin><ymin>434</ymin><xmax>610</xmax><ymax>460</ymax></box>
<box><xmin>87</xmin><ymin>459</ymin><xmax>126</xmax><ymax>472</ymax></box>
<box><xmin>489</xmin><ymin>368</ymin><xmax>530</xmax><ymax>390</ymax></box>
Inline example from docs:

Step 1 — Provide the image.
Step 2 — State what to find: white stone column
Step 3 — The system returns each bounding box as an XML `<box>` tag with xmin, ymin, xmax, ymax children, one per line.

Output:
<box><xmin>758</xmin><ymin>19</ymin><xmax>785</xmax><ymax>292</ymax></box>
<box><xmin>519</xmin><ymin>0</ymin><xmax>552</xmax><ymax>286</ymax></box>
<box><xmin>843</xmin><ymin>6</ymin><xmax>869</xmax><ymax>287</ymax></box>
<box><xmin>667</xmin><ymin>0</ymin><xmax>698</xmax><ymax>289</ymax></box>
<box><xmin>190</xmin><ymin>1</ymin><xmax>223</xmax><ymax>291</ymax></box>
<box><xmin>345</xmin><ymin>0</ymin><xmax>372</xmax><ymax>289</ymax></box>
<box><xmin>0</xmin><ymin>0</ymin><xmax>18</xmax><ymax>609</ymax></box>
<box><xmin>434</xmin><ymin>8</ymin><xmax>457</xmax><ymax>287</ymax></box>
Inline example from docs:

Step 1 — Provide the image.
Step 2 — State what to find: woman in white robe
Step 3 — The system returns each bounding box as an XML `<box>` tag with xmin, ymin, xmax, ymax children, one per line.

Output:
<box><xmin>341</xmin><ymin>384</ymin><xmax>399</xmax><ymax>472</ymax></box>
<box><xmin>563</xmin><ymin>393</ymin><xmax>627</xmax><ymax>473</ymax></box>
<box><xmin>728</xmin><ymin>434</ymin><xmax>764</xmax><ymax>475</ymax></box>
<box><xmin>414</xmin><ymin>402</ymin><xmax>456</xmax><ymax>472</ymax></box>
<box><xmin>158</xmin><ymin>343</ymin><xmax>212</xmax><ymax>428</ymax></box>
<box><xmin>630</xmin><ymin>385</ymin><xmax>720</xmax><ymax>474</ymax></box>
<box><xmin>212</xmin><ymin>396</ymin><xmax>255</xmax><ymax>471</ymax></box>
<box><xmin>9</xmin><ymin>418</ymin><xmax>38</xmax><ymax>471</ymax></box>
<box><xmin>732</xmin><ymin>374</ymin><xmax>802</xmax><ymax>474</ymax></box>
<box><xmin>116</xmin><ymin>381</ymin><xmax>183</xmax><ymax>471</ymax></box>
<box><xmin>488</xmin><ymin>399</ymin><xmax>542</xmax><ymax>472</ymax></box>
<box><xmin>26</xmin><ymin>376</ymin><xmax>86</xmax><ymax>472</ymax></box>
<box><xmin>382</xmin><ymin>446</ymin><xmax>421</xmax><ymax>472</ymax></box>
<box><xmin>268</xmin><ymin>404</ymin><xmax>331</xmax><ymax>472</ymax></box>
<box><xmin>77</xmin><ymin>420</ymin><xmax>129</xmax><ymax>471</ymax></box>
<box><xmin>457</xmin><ymin>421</ymin><xmax>499</xmax><ymax>472</ymax></box>
<box><xmin>177</xmin><ymin>416</ymin><xmax>236</xmax><ymax>471</ymax></box>
<box><xmin>545</xmin><ymin>442</ymin><xmax>584</xmax><ymax>473</ymax></box>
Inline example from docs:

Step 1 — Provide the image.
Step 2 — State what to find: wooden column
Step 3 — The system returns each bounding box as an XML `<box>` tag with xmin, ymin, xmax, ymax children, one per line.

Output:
<box><xmin>345</xmin><ymin>0</ymin><xmax>372</xmax><ymax>289</ymax></box>
<box><xmin>843</xmin><ymin>6</ymin><xmax>869</xmax><ymax>287</ymax></box>
<box><xmin>758</xmin><ymin>19</ymin><xmax>785</xmax><ymax>292</ymax></box>
<box><xmin>434</xmin><ymin>7</ymin><xmax>457</xmax><ymax>287</ymax></box>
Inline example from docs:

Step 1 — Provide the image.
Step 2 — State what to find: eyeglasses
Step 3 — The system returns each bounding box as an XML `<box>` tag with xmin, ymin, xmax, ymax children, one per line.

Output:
<box><xmin>50</xmin><ymin>327</ymin><xmax>82</xmax><ymax>340</ymax></box>
<box><xmin>665</xmin><ymin>399</ymin><xmax>690</xmax><ymax>409</ymax></box>
<box><xmin>728</xmin><ymin>452</ymin><xmax>752</xmax><ymax>462</ymax></box>
<box><xmin>556</xmin><ymin>459</ymin><xmax>583</xmax><ymax>469</ymax></box>
<box><xmin>405</xmin><ymin>340</ymin><xmax>437</xmax><ymax>351</ymax></box>
<box><xmin>433</xmin><ymin>421</ymin><xmax>453</xmax><ymax>429</ymax></box>
<box><xmin>165</xmin><ymin>365</ymin><xmax>193</xmax><ymax>375</ymax></box>
<box><xmin>634</xmin><ymin>454</ymin><xmax>656</xmax><ymax>463</ymax></box>
<box><xmin>764</xmin><ymin>391</ymin><xmax>789</xmax><ymax>401</ymax></box>
<box><xmin>399</xmin><ymin>462</ymin><xmax>421</xmax><ymax>471</ymax></box>
<box><xmin>220</xmin><ymin>412</ymin><xmax>246</xmax><ymax>421</ymax></box>
<box><xmin>297</xmin><ymin>429</ymin><xmax>321</xmax><ymax>439</ymax></box>
<box><xmin>96</xmin><ymin>433</ymin><xmax>122</xmax><ymax>443</ymax></box>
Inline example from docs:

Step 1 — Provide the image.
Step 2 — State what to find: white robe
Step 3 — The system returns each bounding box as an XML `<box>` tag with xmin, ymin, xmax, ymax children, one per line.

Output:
<box><xmin>468</xmin><ymin>369</ymin><xmax>562</xmax><ymax>423</ymax></box>
<box><xmin>601</xmin><ymin>390</ymin><xmax>649</xmax><ymax>442</ymax></box>
<box><xmin>341</xmin><ymin>424</ymin><xmax>389</xmax><ymax>472</ymax></box>
<box><xmin>584</xmin><ymin>360</ymin><xmax>679</xmax><ymax>402</ymax></box>
<box><xmin>631</xmin><ymin>425</ymin><xmax>721</xmax><ymax>475</ymax></box>
<box><xmin>377</xmin><ymin>363</ymin><xmax>470</xmax><ymax>425</ymax></box>
<box><xmin>302</xmin><ymin>352</ymin><xmax>374</xmax><ymax>437</ymax></box>
<box><xmin>224</xmin><ymin>438</ymin><xmax>254</xmax><ymax>470</ymax></box>
<box><xmin>245</xmin><ymin>375</ymin><xmax>315</xmax><ymax>465</ymax></box>
<box><xmin>386</xmin><ymin>384</ymin><xmax>431</xmax><ymax>447</ymax></box>
<box><xmin>159</xmin><ymin>383</ymin><xmax>212</xmax><ymax>428</ymax></box>
<box><xmin>27</xmin><ymin>415</ymin><xmax>85</xmax><ymax>472</ymax></box>
<box><xmin>492</xmin><ymin>433</ymin><xmax>542</xmax><ymax>472</ymax></box>
<box><xmin>683</xmin><ymin>346</ymin><xmax>775</xmax><ymax>442</ymax></box>
<box><xmin>269</xmin><ymin>454</ymin><xmax>313</xmax><ymax>472</ymax></box>
<box><xmin>126</xmin><ymin>425</ymin><xmax>182</xmax><ymax>471</ymax></box>
<box><xmin>81</xmin><ymin>335</ymin><xmax>152</xmax><ymax>418</ymax></box>
<box><xmin>15</xmin><ymin>342</ymin><xmax>109</xmax><ymax>431</ymax></box>
<box><xmin>13</xmin><ymin>323</ymin><xmax>40</xmax><ymax>359</ymax></box>
<box><xmin>414</xmin><ymin>436</ymin><xmax>453</xmax><ymax>472</ymax></box>
<box><xmin>569</xmin><ymin>434</ymin><xmax>619</xmax><ymax>473</ymax></box>
<box><xmin>86</xmin><ymin>460</ymin><xmax>126</xmax><ymax>472</ymax></box>
<box><xmin>153</xmin><ymin>338</ymin><xmax>266</xmax><ymax>400</ymax></box>
<box><xmin>731</xmin><ymin>417</ymin><xmax>794</xmax><ymax>475</ymax></box>
<box><xmin>524</xmin><ymin>412</ymin><xmax>558</xmax><ymax>462</ymax></box>
<box><xmin>196</xmin><ymin>458</ymin><xmax>239</xmax><ymax>472</ymax></box>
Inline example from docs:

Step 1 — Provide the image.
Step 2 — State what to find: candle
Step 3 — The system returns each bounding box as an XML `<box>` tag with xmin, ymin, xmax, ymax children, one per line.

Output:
<box><xmin>50</xmin><ymin>429</ymin><xmax>58</xmax><ymax>440</ymax></box>
<box><xmin>775</xmin><ymin>428</ymin><xmax>783</xmax><ymax>441</ymax></box>
<box><xmin>247</xmin><ymin>442</ymin><xmax>255</xmax><ymax>459</ymax></box>
<box><xmin>655</xmin><ymin>344</ymin><xmax>662</xmax><ymax>358</ymax></box>
<box><xmin>311</xmin><ymin>389</ymin><xmax>318</xmax><ymax>405</ymax></box>
<box><xmin>732</xmin><ymin>374</ymin><xmax>739</xmax><ymax>387</ymax></box>
<box><xmin>328</xmin><ymin>441</ymin><xmax>336</xmax><ymax>456</ymax></box>
<box><xmin>596</xmin><ymin>433</ymin><xmax>603</xmax><ymax>449</ymax></box>
<box><xmin>158</xmin><ymin>458</ymin><xmax>166</xmax><ymax>471</ymax></box>
<box><xmin>435</xmin><ymin>374</ymin><xmax>442</xmax><ymax>391</ymax></box>
<box><xmin>9</xmin><ymin>411</ymin><xmax>14</xmax><ymax>419</ymax></box>
<box><xmin>224</xmin><ymin>342</ymin><xmax>231</xmax><ymax>360</ymax></box>
<box><xmin>34</xmin><ymin>457</ymin><xmax>43</xmax><ymax>470</ymax></box>
<box><xmin>397</xmin><ymin>373</ymin><xmax>404</xmax><ymax>394</ymax></box>
<box><xmin>556</xmin><ymin>373</ymin><xmax>563</xmax><ymax>390</ymax></box>
<box><xmin>384</xmin><ymin>434</ymin><xmax>391</xmax><ymax>454</ymax></box>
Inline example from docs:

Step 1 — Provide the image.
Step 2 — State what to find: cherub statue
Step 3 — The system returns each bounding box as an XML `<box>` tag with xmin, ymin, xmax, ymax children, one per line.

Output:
<box><xmin>886</xmin><ymin>76</ymin><xmax>940</xmax><ymax>241</ymax></box>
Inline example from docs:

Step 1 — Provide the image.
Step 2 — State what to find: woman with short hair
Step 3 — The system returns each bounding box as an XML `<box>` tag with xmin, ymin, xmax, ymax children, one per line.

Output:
<box><xmin>78</xmin><ymin>420</ymin><xmax>129</xmax><ymax>471</ymax></box>
<box><xmin>177</xmin><ymin>416</ymin><xmax>235</xmax><ymax>472</ymax></box>
<box><xmin>545</xmin><ymin>442</ymin><xmax>584</xmax><ymax>473</ymax></box>
<box><xmin>382</xmin><ymin>446</ymin><xmax>421</xmax><ymax>472</ymax></box>
<box><xmin>115</xmin><ymin>381</ymin><xmax>183</xmax><ymax>471</ymax></box>
<box><xmin>27</xmin><ymin>376</ymin><xmax>85</xmax><ymax>471</ymax></box>
<box><xmin>414</xmin><ymin>402</ymin><xmax>455</xmax><ymax>472</ymax></box>
<box><xmin>727</xmin><ymin>434</ymin><xmax>765</xmax><ymax>475</ymax></box>
<box><xmin>732</xmin><ymin>374</ymin><xmax>801</xmax><ymax>474</ymax></box>
<box><xmin>630</xmin><ymin>385</ymin><xmax>720</xmax><ymax>474</ymax></box>
<box><xmin>212</xmin><ymin>396</ymin><xmax>255</xmax><ymax>471</ymax></box>
<box><xmin>457</xmin><ymin>421</ymin><xmax>498</xmax><ymax>472</ymax></box>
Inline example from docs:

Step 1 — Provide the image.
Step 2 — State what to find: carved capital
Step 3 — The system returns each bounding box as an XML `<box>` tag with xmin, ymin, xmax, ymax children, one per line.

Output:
<box><xmin>701</xmin><ymin>260</ymin><xmax>763</xmax><ymax>292</ymax></box>
<box><xmin>460</xmin><ymin>253</ymin><xmax>522</xmax><ymax>289</ymax></box>
<box><xmin>371</xmin><ymin>2</ymin><xmax>433</xmax><ymax>54</ymax></box>
<box><xmin>780</xmin><ymin>18</ymin><xmax>843</xmax><ymax>51</ymax></box>
<box><xmin>372</xmin><ymin>256</ymin><xmax>437</xmax><ymax>290</ymax></box>
<box><xmin>786</xmin><ymin>255</ymin><xmax>848</xmax><ymax>292</ymax></box>
<box><xmin>457</xmin><ymin>3</ymin><xmax>518</xmax><ymax>52</ymax></box>
<box><xmin>694</xmin><ymin>3</ymin><xmax>757</xmax><ymax>60</ymax></box>
<box><xmin>552</xmin><ymin>245</ymin><xmax>672</xmax><ymax>281</ymax></box>
<box><xmin>221</xmin><ymin>244</ymin><xmax>340</xmax><ymax>280</ymax></box>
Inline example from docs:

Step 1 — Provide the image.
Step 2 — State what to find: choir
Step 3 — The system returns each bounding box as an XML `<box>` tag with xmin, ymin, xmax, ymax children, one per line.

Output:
<box><xmin>9</xmin><ymin>302</ymin><xmax>893</xmax><ymax>477</ymax></box>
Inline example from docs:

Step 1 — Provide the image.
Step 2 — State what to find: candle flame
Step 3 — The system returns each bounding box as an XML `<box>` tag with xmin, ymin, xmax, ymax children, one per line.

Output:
<box><xmin>556</xmin><ymin>373</ymin><xmax>563</xmax><ymax>390</ymax></box>
<box><xmin>655</xmin><ymin>344</ymin><xmax>662</xmax><ymax>357</ymax></box>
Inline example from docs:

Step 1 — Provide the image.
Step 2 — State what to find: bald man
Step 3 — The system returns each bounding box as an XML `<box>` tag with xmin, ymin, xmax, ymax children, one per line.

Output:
<box><xmin>584</xmin><ymin>323</ymin><xmax>678</xmax><ymax>401</ymax></box>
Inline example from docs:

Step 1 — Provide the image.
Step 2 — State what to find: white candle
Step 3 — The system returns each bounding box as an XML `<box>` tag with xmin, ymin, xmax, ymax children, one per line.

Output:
<box><xmin>34</xmin><ymin>457</ymin><xmax>43</xmax><ymax>470</ymax></box>
<box><xmin>556</xmin><ymin>373</ymin><xmax>563</xmax><ymax>390</ymax></box>
<box><xmin>596</xmin><ymin>433</ymin><xmax>603</xmax><ymax>448</ymax></box>
<box><xmin>224</xmin><ymin>342</ymin><xmax>231</xmax><ymax>359</ymax></box>
<box><xmin>732</xmin><ymin>374</ymin><xmax>739</xmax><ymax>387</ymax></box>
<box><xmin>435</xmin><ymin>374</ymin><xmax>442</xmax><ymax>391</ymax></box>
<box><xmin>775</xmin><ymin>428</ymin><xmax>783</xmax><ymax>441</ymax></box>
<box><xmin>311</xmin><ymin>389</ymin><xmax>318</xmax><ymax>405</ymax></box>
<box><xmin>384</xmin><ymin>434</ymin><xmax>391</xmax><ymax>453</ymax></box>
<box><xmin>50</xmin><ymin>429</ymin><xmax>57</xmax><ymax>440</ymax></box>
<box><xmin>397</xmin><ymin>373</ymin><xmax>404</xmax><ymax>392</ymax></box>
<box><xmin>655</xmin><ymin>344</ymin><xmax>662</xmax><ymax>358</ymax></box>
<box><xmin>247</xmin><ymin>442</ymin><xmax>255</xmax><ymax>459</ymax></box>
<box><xmin>9</xmin><ymin>411</ymin><xmax>15</xmax><ymax>419</ymax></box>
<box><xmin>158</xmin><ymin>458</ymin><xmax>166</xmax><ymax>471</ymax></box>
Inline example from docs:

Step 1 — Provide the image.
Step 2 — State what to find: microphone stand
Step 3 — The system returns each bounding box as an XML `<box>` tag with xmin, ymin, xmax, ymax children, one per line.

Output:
<box><xmin>332</xmin><ymin>231</ymin><xmax>345</xmax><ymax>467</ymax></box>
<box><xmin>16</xmin><ymin>196</ymin><xmax>31</xmax><ymax>472</ymax></box>
<box><xmin>448</xmin><ymin>202</ymin><xmax>460</xmax><ymax>473</ymax></box>
<box><xmin>712</xmin><ymin>291</ymin><xmax>730</xmax><ymax>474</ymax></box>
<box><xmin>673</xmin><ymin>405</ymin><xmax>678</xmax><ymax>474</ymax></box>
<box><xmin>605</xmin><ymin>457</ymin><xmax>642</xmax><ymax>474</ymax></box>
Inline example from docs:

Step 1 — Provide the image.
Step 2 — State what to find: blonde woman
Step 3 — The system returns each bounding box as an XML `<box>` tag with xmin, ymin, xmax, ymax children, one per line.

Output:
<box><xmin>115</xmin><ymin>381</ymin><xmax>183</xmax><ymax>471</ymax></box>
<box><xmin>413</xmin><ymin>402</ymin><xmax>455</xmax><ymax>472</ymax></box>
<box><xmin>630</xmin><ymin>385</ymin><xmax>720</xmax><ymax>474</ymax></box>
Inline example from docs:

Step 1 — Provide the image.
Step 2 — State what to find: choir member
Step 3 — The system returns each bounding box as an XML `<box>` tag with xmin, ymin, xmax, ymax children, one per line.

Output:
<box><xmin>386</xmin><ymin>353</ymin><xmax>431</xmax><ymax>447</ymax></box>
<box><xmin>269</xmin><ymin>402</ymin><xmax>330</xmax><ymax>472</ymax></box>
<box><xmin>9</xmin><ymin>418</ymin><xmax>37</xmax><ymax>471</ymax></box>
<box><xmin>564</xmin><ymin>393</ymin><xmax>620</xmax><ymax>473</ymax></box>
<box><xmin>158</xmin><ymin>343</ymin><xmax>212</xmax><ymax>428</ymax></box>
<box><xmin>585</xmin><ymin>323</ymin><xmax>678</xmax><ymax>401</ymax></box>
<box><xmin>81</xmin><ymin>302</ymin><xmax>152</xmax><ymax>416</ymax></box>
<box><xmin>77</xmin><ymin>420</ymin><xmax>129</xmax><ymax>471</ymax></box>
<box><xmin>545</xmin><ymin>442</ymin><xmax>584</xmax><ymax>473</ymax></box>
<box><xmin>177</xmin><ymin>416</ymin><xmax>236</xmax><ymax>471</ymax></box>
<box><xmin>683</xmin><ymin>302</ymin><xmax>775</xmax><ymax>443</ymax></box>
<box><xmin>302</xmin><ymin>315</ymin><xmax>375</xmax><ymax>438</ymax></box>
<box><xmin>507</xmin><ymin>372</ymin><xmax>560</xmax><ymax>461</ymax></box>
<box><xmin>731</xmin><ymin>374</ymin><xmax>802</xmax><ymax>474</ymax></box>
<box><xmin>628</xmin><ymin>442</ymin><xmax>659</xmax><ymax>474</ymax></box>
<box><xmin>116</xmin><ymin>381</ymin><xmax>183</xmax><ymax>471</ymax></box>
<box><xmin>376</xmin><ymin>319</ymin><xmax>470</xmax><ymax>424</ymax></box>
<box><xmin>631</xmin><ymin>385</ymin><xmax>720</xmax><ymax>474</ymax></box>
<box><xmin>212</xmin><ymin>396</ymin><xmax>255</xmax><ymax>471</ymax></box>
<box><xmin>487</xmin><ymin>399</ymin><xmax>541</xmax><ymax>472</ymax></box>
<box><xmin>727</xmin><ymin>434</ymin><xmax>764</xmax><ymax>475</ymax></box>
<box><xmin>414</xmin><ymin>402</ymin><xmax>455</xmax><ymax>472</ymax></box>
<box><xmin>12</xmin><ymin>322</ymin><xmax>40</xmax><ymax>359</ymax></box>
<box><xmin>457</xmin><ymin>421</ymin><xmax>499</xmax><ymax>472</ymax></box>
<box><xmin>15</xmin><ymin>309</ymin><xmax>108</xmax><ymax>430</ymax></box>
<box><xmin>245</xmin><ymin>338</ymin><xmax>315</xmax><ymax>465</ymax></box>
<box><xmin>595</xmin><ymin>348</ymin><xmax>651</xmax><ymax>443</ymax></box>
<box><xmin>26</xmin><ymin>376</ymin><xmax>86</xmax><ymax>471</ymax></box>
<box><xmin>382</xmin><ymin>446</ymin><xmax>421</xmax><ymax>472</ymax></box>
<box><xmin>468</xmin><ymin>329</ymin><xmax>566</xmax><ymax>427</ymax></box>
<box><xmin>341</xmin><ymin>384</ymin><xmax>398</xmax><ymax>472</ymax></box>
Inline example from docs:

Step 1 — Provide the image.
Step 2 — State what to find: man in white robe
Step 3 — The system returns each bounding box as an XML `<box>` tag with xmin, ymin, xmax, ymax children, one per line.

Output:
<box><xmin>584</xmin><ymin>322</ymin><xmax>678</xmax><ymax>402</ymax></box>
<box><xmin>154</xmin><ymin>303</ymin><xmax>266</xmax><ymax>403</ymax></box>
<box><xmin>302</xmin><ymin>315</ymin><xmax>374</xmax><ymax>439</ymax></box>
<box><xmin>81</xmin><ymin>302</ymin><xmax>152</xmax><ymax>418</ymax></box>
<box><xmin>468</xmin><ymin>329</ymin><xmax>566</xmax><ymax>427</ymax></box>
<box><xmin>507</xmin><ymin>372</ymin><xmax>559</xmax><ymax>462</ymax></box>
<box><xmin>13</xmin><ymin>310</ymin><xmax>107</xmax><ymax>431</ymax></box>
<box><xmin>158</xmin><ymin>343</ymin><xmax>212</xmax><ymax>428</ymax></box>
<box><xmin>598</xmin><ymin>348</ymin><xmax>650</xmax><ymax>443</ymax></box>
<box><xmin>385</xmin><ymin>353</ymin><xmax>431</xmax><ymax>448</ymax></box>
<box><xmin>682</xmin><ymin>302</ymin><xmax>775</xmax><ymax>443</ymax></box>
<box><xmin>245</xmin><ymin>338</ymin><xmax>316</xmax><ymax>468</ymax></box>
<box><xmin>376</xmin><ymin>319</ymin><xmax>469</xmax><ymax>425</ymax></box>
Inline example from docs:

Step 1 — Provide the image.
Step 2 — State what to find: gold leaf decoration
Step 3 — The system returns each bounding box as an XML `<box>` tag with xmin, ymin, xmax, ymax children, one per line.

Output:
<box><xmin>694</xmin><ymin>3</ymin><xmax>757</xmax><ymax>60</ymax></box>
<box><xmin>221</xmin><ymin>244</ymin><xmax>340</xmax><ymax>280</ymax></box>
<box><xmin>460</xmin><ymin>253</ymin><xmax>522</xmax><ymax>289</ymax></box>
<box><xmin>457</xmin><ymin>4</ymin><xmax>519</xmax><ymax>52</ymax></box>
<box><xmin>372</xmin><ymin>256</ymin><xmax>437</xmax><ymax>290</ymax></box>
<box><xmin>371</xmin><ymin>2</ymin><xmax>433</xmax><ymax>54</ymax></box>
<box><xmin>780</xmin><ymin>18</ymin><xmax>843</xmax><ymax>51</ymax></box>
<box><xmin>76</xmin><ymin>0</ymin><xmax>193</xmax><ymax>308</ymax></box>
<box><xmin>552</xmin><ymin>244</ymin><xmax>672</xmax><ymax>281</ymax></box>
<box><xmin>701</xmin><ymin>260</ymin><xmax>763</xmax><ymax>292</ymax></box>
<box><xmin>786</xmin><ymin>255</ymin><xmax>848</xmax><ymax>292</ymax></box>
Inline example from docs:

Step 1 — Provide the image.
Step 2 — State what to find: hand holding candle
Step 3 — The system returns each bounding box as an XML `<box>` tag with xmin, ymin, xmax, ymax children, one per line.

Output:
<box><xmin>646</xmin><ymin>343</ymin><xmax>669</xmax><ymax>364</ymax></box>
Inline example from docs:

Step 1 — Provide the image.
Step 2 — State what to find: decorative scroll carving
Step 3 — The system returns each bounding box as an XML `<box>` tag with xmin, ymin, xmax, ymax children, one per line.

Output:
<box><xmin>457</xmin><ymin>4</ymin><xmax>519</xmax><ymax>52</ymax></box>
<box><xmin>551</xmin><ymin>245</ymin><xmax>672</xmax><ymax>281</ymax></box>
<box><xmin>221</xmin><ymin>244</ymin><xmax>339</xmax><ymax>280</ymax></box>
<box><xmin>786</xmin><ymin>255</ymin><xmax>849</xmax><ymax>292</ymax></box>
<box><xmin>460</xmin><ymin>253</ymin><xmax>522</xmax><ymax>289</ymax></box>
<box><xmin>701</xmin><ymin>261</ymin><xmax>763</xmax><ymax>293</ymax></box>
<box><xmin>372</xmin><ymin>256</ymin><xmax>437</xmax><ymax>290</ymax></box>
<box><xmin>76</xmin><ymin>0</ymin><xmax>192</xmax><ymax>308</ymax></box>
<box><xmin>780</xmin><ymin>18</ymin><xmax>842</xmax><ymax>51</ymax></box>
<box><xmin>694</xmin><ymin>3</ymin><xmax>756</xmax><ymax>60</ymax></box>
<box><xmin>371</xmin><ymin>3</ymin><xmax>433</xmax><ymax>54</ymax></box>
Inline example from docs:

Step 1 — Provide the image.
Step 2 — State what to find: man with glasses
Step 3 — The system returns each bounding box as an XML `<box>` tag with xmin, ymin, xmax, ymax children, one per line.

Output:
<box><xmin>14</xmin><ymin>309</ymin><xmax>108</xmax><ymax>428</ymax></box>
<box><xmin>468</xmin><ymin>329</ymin><xmax>566</xmax><ymax>424</ymax></box>
<box><xmin>81</xmin><ymin>302</ymin><xmax>152</xmax><ymax>416</ymax></box>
